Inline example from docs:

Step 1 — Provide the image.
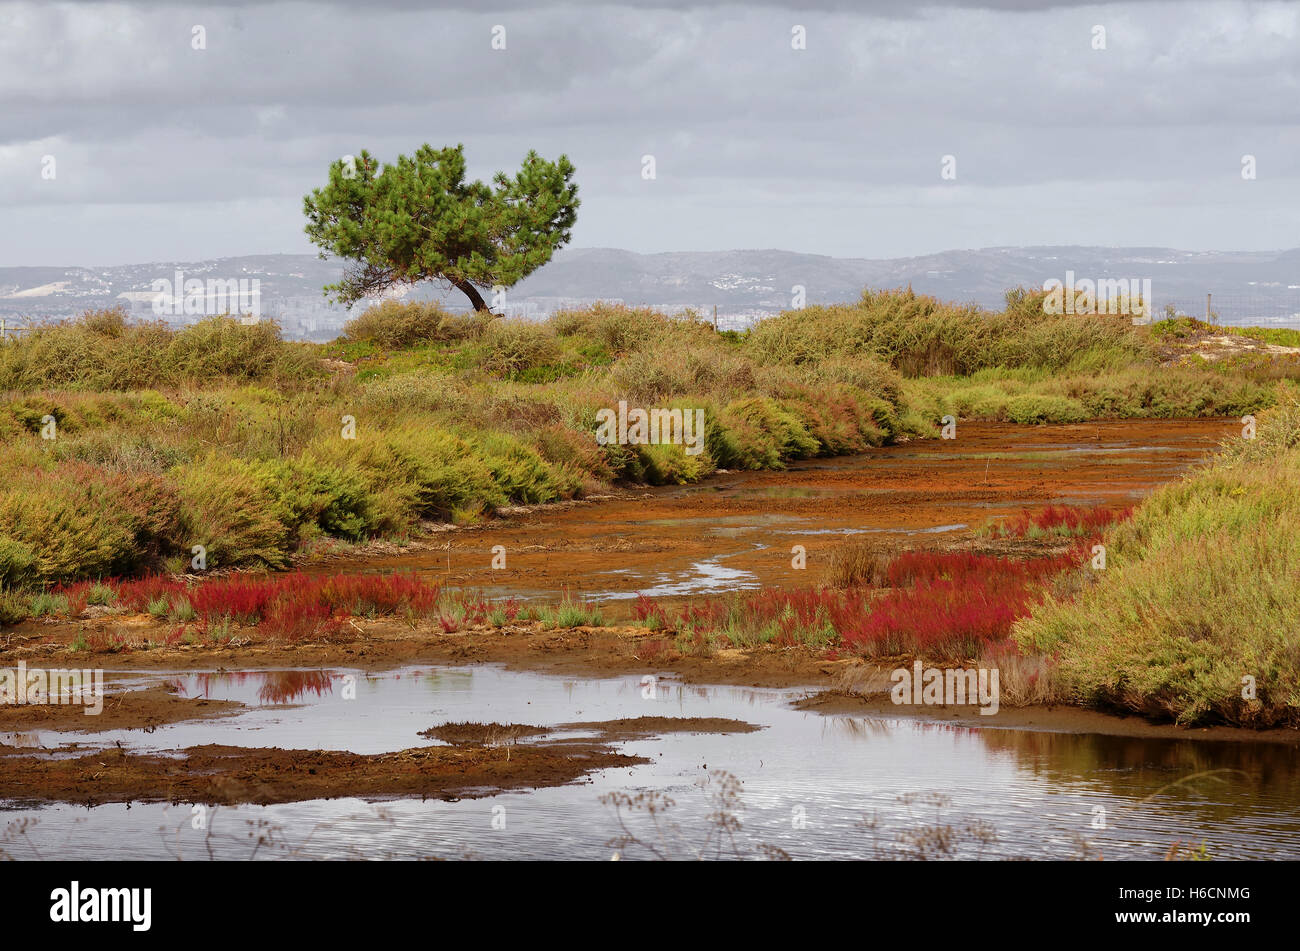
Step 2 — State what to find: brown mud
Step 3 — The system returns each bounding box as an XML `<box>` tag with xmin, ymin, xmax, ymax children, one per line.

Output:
<box><xmin>554</xmin><ymin>716</ymin><xmax>764</xmax><ymax>739</ymax></box>
<box><xmin>0</xmin><ymin>683</ymin><xmax>243</xmax><ymax>733</ymax></box>
<box><xmin>0</xmin><ymin>716</ymin><xmax>756</xmax><ymax>806</ymax></box>
<box><xmin>419</xmin><ymin>716</ymin><xmax>758</xmax><ymax>746</ymax></box>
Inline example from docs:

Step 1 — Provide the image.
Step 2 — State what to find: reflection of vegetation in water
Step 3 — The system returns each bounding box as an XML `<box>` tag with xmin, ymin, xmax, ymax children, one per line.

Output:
<box><xmin>600</xmin><ymin>777</ymin><xmax>1007</xmax><ymax>861</ymax></box>
<box><xmin>178</xmin><ymin>666</ymin><xmax>478</xmax><ymax>704</ymax></box>
<box><xmin>978</xmin><ymin>721</ymin><xmax>1291</xmax><ymax>807</ymax></box>
<box><xmin>407</xmin><ymin>666</ymin><xmax>474</xmax><ymax>696</ymax></box>
<box><xmin>975</xmin><ymin>726</ymin><xmax>1300</xmax><ymax>856</ymax></box>
<box><xmin>177</xmin><ymin>669</ymin><xmax>338</xmax><ymax>705</ymax></box>
<box><xmin>2</xmin><ymin>766</ymin><xmax>1236</xmax><ymax>861</ymax></box>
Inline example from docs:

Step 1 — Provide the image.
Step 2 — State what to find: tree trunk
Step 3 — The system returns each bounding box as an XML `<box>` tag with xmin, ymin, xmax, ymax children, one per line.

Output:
<box><xmin>452</xmin><ymin>279</ymin><xmax>489</xmax><ymax>312</ymax></box>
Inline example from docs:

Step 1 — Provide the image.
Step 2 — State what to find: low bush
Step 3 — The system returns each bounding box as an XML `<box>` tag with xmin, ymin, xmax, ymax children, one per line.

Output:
<box><xmin>343</xmin><ymin>299</ymin><xmax>483</xmax><ymax>348</ymax></box>
<box><xmin>175</xmin><ymin>456</ymin><xmax>291</xmax><ymax>569</ymax></box>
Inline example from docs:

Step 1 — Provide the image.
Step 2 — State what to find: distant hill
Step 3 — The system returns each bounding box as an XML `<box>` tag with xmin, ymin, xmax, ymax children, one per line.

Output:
<box><xmin>2</xmin><ymin>246</ymin><xmax>1297</xmax><ymax>340</ymax></box>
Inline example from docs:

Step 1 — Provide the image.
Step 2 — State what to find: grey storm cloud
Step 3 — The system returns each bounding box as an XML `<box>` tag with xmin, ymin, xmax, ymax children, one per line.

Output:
<box><xmin>1</xmin><ymin>0</ymin><xmax>1297</xmax><ymax>264</ymax></box>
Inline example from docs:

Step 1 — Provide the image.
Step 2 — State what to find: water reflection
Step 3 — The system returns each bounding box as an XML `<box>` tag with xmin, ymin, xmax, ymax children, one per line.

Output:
<box><xmin>3</xmin><ymin>665</ymin><xmax>1298</xmax><ymax>860</ymax></box>
<box><xmin>174</xmin><ymin>670</ymin><xmax>338</xmax><ymax>705</ymax></box>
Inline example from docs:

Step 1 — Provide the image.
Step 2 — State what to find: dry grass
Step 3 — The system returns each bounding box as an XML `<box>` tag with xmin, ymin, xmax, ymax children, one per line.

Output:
<box><xmin>822</xmin><ymin>540</ymin><xmax>897</xmax><ymax>588</ymax></box>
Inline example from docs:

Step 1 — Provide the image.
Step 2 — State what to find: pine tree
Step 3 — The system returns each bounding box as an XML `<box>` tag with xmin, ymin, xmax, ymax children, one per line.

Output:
<box><xmin>303</xmin><ymin>143</ymin><xmax>578</xmax><ymax>311</ymax></box>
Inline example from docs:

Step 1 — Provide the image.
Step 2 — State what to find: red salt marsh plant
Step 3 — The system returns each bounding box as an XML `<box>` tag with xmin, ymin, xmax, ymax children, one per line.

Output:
<box><xmin>656</xmin><ymin>556</ymin><xmax>1059</xmax><ymax>660</ymax></box>
<box><xmin>103</xmin><ymin>571</ymin><xmax>446</xmax><ymax>642</ymax></box>
<box><xmin>642</xmin><ymin>503</ymin><xmax>1137</xmax><ymax>661</ymax></box>
<box><xmin>883</xmin><ymin>549</ymin><xmax>1076</xmax><ymax>587</ymax></box>
<box><xmin>836</xmin><ymin>573</ymin><xmax>1038</xmax><ymax>659</ymax></box>
<box><xmin>825</xmin><ymin>506</ymin><xmax>1136</xmax><ymax>658</ymax></box>
<box><xmin>810</xmin><ymin>547</ymin><xmax>1085</xmax><ymax>659</ymax></box>
<box><xmin>672</xmin><ymin>587</ymin><xmax>871</xmax><ymax>651</ymax></box>
<box><xmin>990</xmin><ymin>503</ymin><xmax>1133</xmax><ymax>540</ymax></box>
<box><xmin>632</xmin><ymin>592</ymin><xmax>670</xmax><ymax>630</ymax></box>
<box><xmin>113</xmin><ymin>575</ymin><xmax>188</xmax><ymax>613</ymax></box>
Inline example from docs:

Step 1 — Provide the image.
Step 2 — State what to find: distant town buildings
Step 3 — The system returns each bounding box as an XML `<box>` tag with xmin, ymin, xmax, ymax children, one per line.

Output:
<box><xmin>5</xmin><ymin>251</ymin><xmax>1299</xmax><ymax>342</ymax></box>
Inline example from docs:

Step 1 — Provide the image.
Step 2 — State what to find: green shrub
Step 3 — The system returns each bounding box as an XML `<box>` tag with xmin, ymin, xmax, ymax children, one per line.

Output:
<box><xmin>28</xmin><ymin>592</ymin><xmax>69</xmax><ymax>617</ymax></box>
<box><xmin>0</xmin><ymin>463</ymin><xmax>180</xmax><ymax>584</ymax></box>
<box><xmin>714</xmin><ymin>397</ymin><xmax>819</xmax><ymax>469</ymax></box>
<box><xmin>266</xmin><ymin>454</ymin><xmax>375</xmax><ymax>541</ymax></box>
<box><xmin>0</xmin><ymin>588</ymin><xmax>28</xmax><ymax>626</ymax></box>
<box><xmin>1004</xmin><ymin>394</ymin><xmax>1088</xmax><ymax>424</ymax></box>
<box><xmin>804</xmin><ymin>355</ymin><xmax>905</xmax><ymax>406</ymax></box>
<box><xmin>633</xmin><ymin>441</ymin><xmax>713</xmax><ymax>485</ymax></box>
<box><xmin>551</xmin><ymin>302</ymin><xmax>664</xmax><ymax>354</ymax></box>
<box><xmin>359</xmin><ymin>371</ymin><xmax>470</xmax><ymax>415</ymax></box>
<box><xmin>166</xmin><ymin>317</ymin><xmax>315</xmax><ymax>382</ymax></box>
<box><xmin>0</xmin><ymin>477</ymin><xmax>137</xmax><ymax>583</ymax></box>
<box><xmin>746</xmin><ymin>287</ymin><xmax>1148</xmax><ymax>377</ymax></box>
<box><xmin>473</xmin><ymin>431</ymin><xmax>568</xmax><ymax>503</ymax></box>
<box><xmin>0</xmin><ymin>537</ymin><xmax>37</xmax><ymax>587</ymax></box>
<box><xmin>1150</xmin><ymin>316</ymin><xmax>1210</xmax><ymax>340</ymax></box>
<box><xmin>175</xmin><ymin>456</ymin><xmax>290</xmax><ymax>568</ymax></box>
<box><xmin>1229</xmin><ymin>326</ymin><xmax>1300</xmax><ymax>348</ymax></box>
<box><xmin>0</xmin><ymin>311</ymin><xmax>315</xmax><ymax>390</ymax></box>
<box><xmin>611</xmin><ymin>344</ymin><xmax>757</xmax><ymax>404</ymax></box>
<box><xmin>86</xmin><ymin>582</ymin><xmax>116</xmax><ymax>606</ymax></box>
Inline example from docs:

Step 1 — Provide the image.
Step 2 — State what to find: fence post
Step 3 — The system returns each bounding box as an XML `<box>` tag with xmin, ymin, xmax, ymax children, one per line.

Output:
<box><xmin>1206</xmin><ymin>293</ymin><xmax>1212</xmax><ymax>325</ymax></box>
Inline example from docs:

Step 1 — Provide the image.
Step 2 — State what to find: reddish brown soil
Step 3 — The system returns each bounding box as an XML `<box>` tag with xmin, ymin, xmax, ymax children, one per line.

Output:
<box><xmin>6</xmin><ymin>617</ymin><xmax>845</xmax><ymax>687</ymax></box>
<box><xmin>0</xmin><ymin>683</ymin><xmax>242</xmax><ymax>733</ymax></box>
<box><xmin>554</xmin><ymin>716</ymin><xmax>765</xmax><ymax>738</ymax></box>
<box><xmin>0</xmin><ymin>716</ymin><xmax>757</xmax><ymax>806</ymax></box>
<box><xmin>420</xmin><ymin>716</ymin><xmax>759</xmax><ymax>747</ymax></box>
<box><xmin>305</xmin><ymin>419</ymin><xmax>1235</xmax><ymax>612</ymax></box>
<box><xmin>0</xmin><ymin>741</ymin><xmax>644</xmax><ymax>806</ymax></box>
<box><xmin>1</xmin><ymin>419</ymin><xmax>1235</xmax><ymax>687</ymax></box>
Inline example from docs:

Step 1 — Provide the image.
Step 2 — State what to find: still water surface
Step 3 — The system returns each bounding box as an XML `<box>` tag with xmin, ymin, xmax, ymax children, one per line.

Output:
<box><xmin>3</xmin><ymin>665</ymin><xmax>1297</xmax><ymax>860</ymax></box>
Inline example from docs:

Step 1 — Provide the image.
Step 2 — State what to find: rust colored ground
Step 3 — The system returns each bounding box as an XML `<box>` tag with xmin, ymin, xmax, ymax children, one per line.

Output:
<box><xmin>5</xmin><ymin>419</ymin><xmax>1235</xmax><ymax>687</ymax></box>
<box><xmin>8</xmin><ymin>618</ymin><xmax>845</xmax><ymax>686</ymax></box>
<box><xmin>0</xmin><ymin>716</ymin><xmax>756</xmax><ymax>806</ymax></box>
<box><xmin>0</xmin><ymin>683</ymin><xmax>241</xmax><ymax>733</ymax></box>
<box><xmin>306</xmin><ymin>419</ymin><xmax>1236</xmax><ymax>610</ymax></box>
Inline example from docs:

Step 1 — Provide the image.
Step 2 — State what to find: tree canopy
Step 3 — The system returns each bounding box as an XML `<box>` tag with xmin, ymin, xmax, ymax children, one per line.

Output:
<box><xmin>303</xmin><ymin>143</ymin><xmax>578</xmax><ymax>312</ymax></box>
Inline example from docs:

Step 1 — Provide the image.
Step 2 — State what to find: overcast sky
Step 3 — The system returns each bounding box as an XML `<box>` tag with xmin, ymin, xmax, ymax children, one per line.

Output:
<box><xmin>1</xmin><ymin>0</ymin><xmax>1297</xmax><ymax>266</ymax></box>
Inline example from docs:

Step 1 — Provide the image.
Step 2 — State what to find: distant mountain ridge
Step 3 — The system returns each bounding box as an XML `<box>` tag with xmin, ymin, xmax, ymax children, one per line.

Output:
<box><xmin>2</xmin><ymin>246</ymin><xmax>1298</xmax><ymax>340</ymax></box>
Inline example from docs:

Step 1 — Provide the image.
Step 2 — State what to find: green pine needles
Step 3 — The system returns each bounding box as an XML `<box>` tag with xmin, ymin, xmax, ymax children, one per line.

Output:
<box><xmin>304</xmin><ymin>143</ymin><xmax>579</xmax><ymax>312</ymax></box>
